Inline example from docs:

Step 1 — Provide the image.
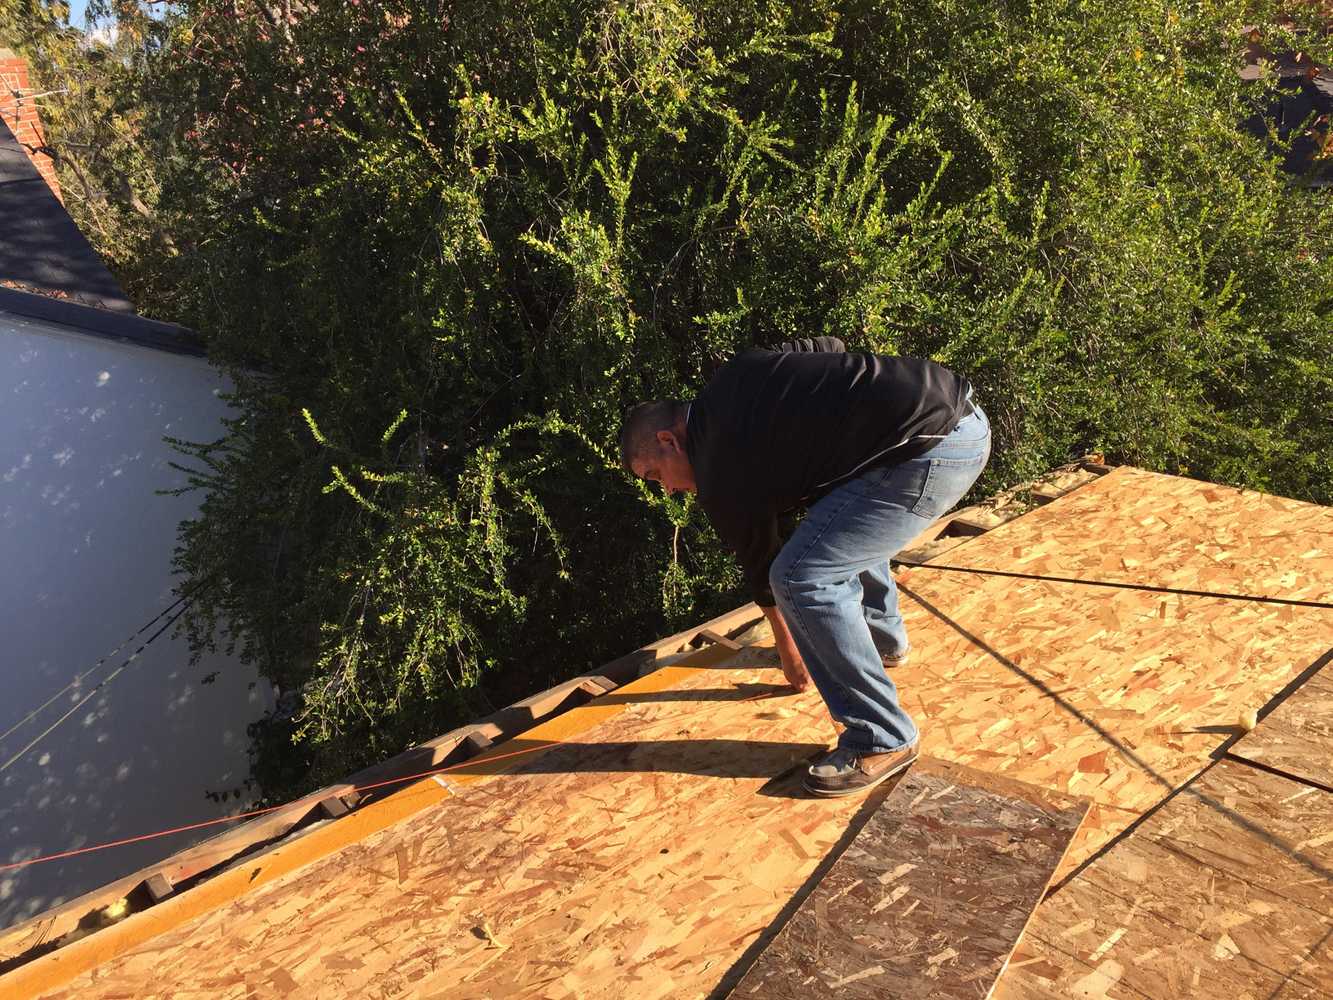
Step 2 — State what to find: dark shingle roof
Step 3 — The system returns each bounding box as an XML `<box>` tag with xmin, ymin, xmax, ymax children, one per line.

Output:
<box><xmin>0</xmin><ymin>116</ymin><xmax>135</xmax><ymax>312</ymax></box>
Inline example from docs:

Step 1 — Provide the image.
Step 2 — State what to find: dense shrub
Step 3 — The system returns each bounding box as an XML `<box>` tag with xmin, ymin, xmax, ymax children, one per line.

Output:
<box><xmin>12</xmin><ymin>0</ymin><xmax>1332</xmax><ymax>796</ymax></box>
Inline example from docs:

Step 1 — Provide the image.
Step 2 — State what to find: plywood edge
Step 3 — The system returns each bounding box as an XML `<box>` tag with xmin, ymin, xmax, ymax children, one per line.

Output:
<box><xmin>598</xmin><ymin>603</ymin><xmax>768</xmax><ymax>681</ymax></box>
<box><xmin>1225</xmin><ymin>659</ymin><xmax>1333</xmax><ymax>792</ymax></box>
<box><xmin>984</xmin><ymin>783</ymin><xmax>1092</xmax><ymax>1000</ymax></box>
<box><xmin>0</xmin><ymin>646</ymin><xmax>740</xmax><ymax>998</ymax></box>
<box><xmin>896</xmin><ymin>460</ymin><xmax>1118</xmax><ymax>565</ymax></box>
<box><xmin>918</xmin><ymin>755</ymin><xmax>1091</xmax><ymax>819</ymax></box>
<box><xmin>0</xmin><ymin>651</ymin><xmax>746</xmax><ymax>964</ymax></box>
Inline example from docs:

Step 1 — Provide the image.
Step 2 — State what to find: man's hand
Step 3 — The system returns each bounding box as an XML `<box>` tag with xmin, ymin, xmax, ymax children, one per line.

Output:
<box><xmin>762</xmin><ymin>604</ymin><xmax>812</xmax><ymax>692</ymax></box>
<box><xmin>776</xmin><ymin>639</ymin><xmax>812</xmax><ymax>692</ymax></box>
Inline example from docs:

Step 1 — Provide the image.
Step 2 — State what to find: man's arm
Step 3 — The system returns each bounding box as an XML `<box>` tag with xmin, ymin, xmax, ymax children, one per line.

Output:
<box><xmin>760</xmin><ymin>603</ymin><xmax>810</xmax><ymax>692</ymax></box>
<box><xmin>774</xmin><ymin>336</ymin><xmax>846</xmax><ymax>354</ymax></box>
<box><xmin>703</xmin><ymin>498</ymin><xmax>812</xmax><ymax>692</ymax></box>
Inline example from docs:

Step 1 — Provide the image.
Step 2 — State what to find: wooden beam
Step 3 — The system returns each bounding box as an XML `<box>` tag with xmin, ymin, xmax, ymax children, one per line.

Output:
<box><xmin>510</xmin><ymin>675</ymin><xmax>615</xmax><ymax>721</ymax></box>
<box><xmin>142</xmin><ymin>874</ymin><xmax>173</xmax><ymax>906</ymax></box>
<box><xmin>597</xmin><ymin>603</ymin><xmax>767</xmax><ymax>682</ymax></box>
<box><xmin>696</xmin><ymin>628</ymin><xmax>743</xmax><ymax>650</ymax></box>
<box><xmin>317</xmin><ymin>796</ymin><xmax>350</xmax><ymax>820</ymax></box>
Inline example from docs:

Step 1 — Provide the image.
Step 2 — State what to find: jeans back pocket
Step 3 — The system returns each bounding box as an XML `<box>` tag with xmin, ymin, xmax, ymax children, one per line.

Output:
<box><xmin>910</xmin><ymin>454</ymin><xmax>987</xmax><ymax>520</ymax></box>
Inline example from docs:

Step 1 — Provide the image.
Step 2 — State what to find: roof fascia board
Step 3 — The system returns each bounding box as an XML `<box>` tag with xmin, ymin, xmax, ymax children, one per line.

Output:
<box><xmin>0</xmin><ymin>287</ymin><xmax>206</xmax><ymax>358</ymax></box>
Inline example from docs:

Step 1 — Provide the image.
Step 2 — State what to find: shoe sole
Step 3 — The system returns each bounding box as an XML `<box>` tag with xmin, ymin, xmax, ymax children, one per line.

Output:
<box><xmin>882</xmin><ymin>654</ymin><xmax>909</xmax><ymax>669</ymax></box>
<box><xmin>802</xmin><ymin>752</ymin><xmax>918</xmax><ymax>798</ymax></box>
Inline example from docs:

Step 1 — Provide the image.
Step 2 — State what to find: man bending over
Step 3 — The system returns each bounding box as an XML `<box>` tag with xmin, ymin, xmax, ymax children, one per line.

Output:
<box><xmin>620</xmin><ymin>337</ymin><xmax>989</xmax><ymax>797</ymax></box>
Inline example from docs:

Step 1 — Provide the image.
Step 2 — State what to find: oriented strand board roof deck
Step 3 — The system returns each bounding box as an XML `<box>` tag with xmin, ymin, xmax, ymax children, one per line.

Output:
<box><xmin>9</xmin><ymin>467</ymin><xmax>1333</xmax><ymax>998</ymax></box>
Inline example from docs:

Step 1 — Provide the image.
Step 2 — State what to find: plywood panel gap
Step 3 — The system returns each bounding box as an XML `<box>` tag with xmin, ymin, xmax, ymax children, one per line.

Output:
<box><xmin>704</xmin><ymin>777</ymin><xmax>895</xmax><ymax>999</ymax></box>
<box><xmin>1045</xmin><ymin>758</ymin><xmax>1227</xmax><ymax>896</ymax></box>
<box><xmin>1227</xmin><ymin>654</ymin><xmax>1333</xmax><ymax>792</ymax></box>
<box><xmin>1063</xmin><ymin>866</ymin><xmax>1332</xmax><ymax>988</ymax></box>
<box><xmin>1143</xmin><ymin>833</ymin><xmax>1333</xmax><ymax>920</ymax></box>
<box><xmin>1223</xmin><ymin>752</ymin><xmax>1333</xmax><ymax>795</ymax></box>
<box><xmin>1004</xmin><ymin>759</ymin><xmax>1333</xmax><ymax>999</ymax></box>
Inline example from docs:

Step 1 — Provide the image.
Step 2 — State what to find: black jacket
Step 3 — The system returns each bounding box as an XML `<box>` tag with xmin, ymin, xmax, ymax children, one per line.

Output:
<box><xmin>686</xmin><ymin>337</ymin><xmax>972</xmax><ymax>607</ymax></box>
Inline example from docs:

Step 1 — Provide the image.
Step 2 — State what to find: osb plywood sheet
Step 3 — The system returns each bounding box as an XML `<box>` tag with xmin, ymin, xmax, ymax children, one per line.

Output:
<box><xmin>24</xmin><ymin>468</ymin><xmax>1333</xmax><ymax>998</ymax></box>
<box><xmin>35</xmin><ymin>666</ymin><xmax>873</xmax><ymax>1000</ymax></box>
<box><xmin>1230</xmin><ymin>666</ymin><xmax>1333</xmax><ymax>790</ymax></box>
<box><xmin>997</xmin><ymin>761</ymin><xmax>1333</xmax><ymax>1000</ymax></box>
<box><xmin>887</xmin><ymin>469</ymin><xmax>1333</xmax><ymax>874</ymax></box>
<box><xmin>929</xmin><ymin>466</ymin><xmax>1333</xmax><ymax>602</ymax></box>
<box><xmin>731</xmin><ymin>758</ymin><xmax>1087</xmax><ymax>999</ymax></box>
<box><xmin>996</xmin><ymin>932</ymin><xmax>1329</xmax><ymax>1000</ymax></box>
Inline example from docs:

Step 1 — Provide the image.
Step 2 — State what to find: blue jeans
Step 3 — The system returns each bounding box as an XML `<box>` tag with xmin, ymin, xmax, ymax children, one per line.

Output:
<box><xmin>769</xmin><ymin>404</ymin><xmax>991</xmax><ymax>753</ymax></box>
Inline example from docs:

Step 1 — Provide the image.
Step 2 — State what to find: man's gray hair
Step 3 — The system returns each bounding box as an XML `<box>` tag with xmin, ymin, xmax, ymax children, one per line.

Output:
<box><xmin>619</xmin><ymin>400</ymin><xmax>685</xmax><ymax>473</ymax></box>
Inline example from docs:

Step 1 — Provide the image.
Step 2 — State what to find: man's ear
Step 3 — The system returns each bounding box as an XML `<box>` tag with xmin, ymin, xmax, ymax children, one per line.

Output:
<box><xmin>656</xmin><ymin>429</ymin><xmax>681</xmax><ymax>453</ymax></box>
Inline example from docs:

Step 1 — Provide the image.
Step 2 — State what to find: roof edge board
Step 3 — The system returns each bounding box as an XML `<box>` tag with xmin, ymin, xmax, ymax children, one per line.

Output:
<box><xmin>0</xmin><ymin>111</ymin><xmax>135</xmax><ymax>312</ymax></box>
<box><xmin>0</xmin><ymin>287</ymin><xmax>206</xmax><ymax>358</ymax></box>
<box><xmin>0</xmin><ymin>649</ymin><xmax>741</xmax><ymax>999</ymax></box>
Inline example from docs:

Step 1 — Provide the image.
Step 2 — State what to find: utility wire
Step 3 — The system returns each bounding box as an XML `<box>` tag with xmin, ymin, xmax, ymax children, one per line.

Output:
<box><xmin>0</xmin><ymin>603</ymin><xmax>192</xmax><ymax>776</ymax></box>
<box><xmin>0</xmin><ymin>594</ymin><xmax>190</xmax><ymax>746</ymax></box>
<box><xmin>0</xmin><ymin>740</ymin><xmax>561</xmax><ymax>873</ymax></box>
<box><xmin>0</xmin><ymin>688</ymin><xmax>784</xmax><ymax>873</ymax></box>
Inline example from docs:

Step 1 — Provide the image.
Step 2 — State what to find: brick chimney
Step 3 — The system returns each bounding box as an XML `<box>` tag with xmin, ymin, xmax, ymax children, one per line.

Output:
<box><xmin>0</xmin><ymin>47</ymin><xmax>63</xmax><ymax>202</ymax></box>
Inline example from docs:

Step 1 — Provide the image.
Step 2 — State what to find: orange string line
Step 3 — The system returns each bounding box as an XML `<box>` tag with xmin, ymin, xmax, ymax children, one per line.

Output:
<box><xmin>0</xmin><ymin>676</ymin><xmax>793</xmax><ymax>874</ymax></box>
<box><xmin>0</xmin><ymin>740</ymin><xmax>561</xmax><ymax>873</ymax></box>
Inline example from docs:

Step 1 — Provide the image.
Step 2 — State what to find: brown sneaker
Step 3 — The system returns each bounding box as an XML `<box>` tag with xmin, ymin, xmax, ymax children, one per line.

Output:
<box><xmin>873</xmin><ymin>640</ymin><xmax>910</xmax><ymax>669</ymax></box>
<box><xmin>803</xmin><ymin>743</ymin><xmax>918</xmax><ymax>797</ymax></box>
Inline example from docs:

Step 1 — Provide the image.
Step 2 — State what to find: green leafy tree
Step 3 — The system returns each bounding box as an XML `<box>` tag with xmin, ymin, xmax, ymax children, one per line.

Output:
<box><xmin>15</xmin><ymin>0</ymin><xmax>1333</xmax><ymax>797</ymax></box>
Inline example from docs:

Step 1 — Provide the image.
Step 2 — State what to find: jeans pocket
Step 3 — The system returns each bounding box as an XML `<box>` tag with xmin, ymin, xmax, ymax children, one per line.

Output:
<box><xmin>910</xmin><ymin>456</ymin><xmax>982</xmax><ymax>520</ymax></box>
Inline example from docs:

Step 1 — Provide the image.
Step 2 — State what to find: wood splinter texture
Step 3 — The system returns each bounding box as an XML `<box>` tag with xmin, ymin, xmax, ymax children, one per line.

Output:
<box><xmin>732</xmin><ymin>758</ymin><xmax>1089</xmax><ymax>999</ymax></box>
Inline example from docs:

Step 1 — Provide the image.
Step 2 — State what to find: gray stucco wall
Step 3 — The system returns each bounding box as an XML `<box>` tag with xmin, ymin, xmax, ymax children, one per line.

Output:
<box><xmin>0</xmin><ymin>310</ymin><xmax>273</xmax><ymax>928</ymax></box>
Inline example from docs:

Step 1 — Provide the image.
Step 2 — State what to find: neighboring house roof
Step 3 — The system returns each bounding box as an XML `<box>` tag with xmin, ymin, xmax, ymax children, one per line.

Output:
<box><xmin>0</xmin><ymin>108</ymin><xmax>202</xmax><ymax>356</ymax></box>
<box><xmin>1</xmin><ymin>463</ymin><xmax>1329</xmax><ymax>998</ymax></box>
<box><xmin>1240</xmin><ymin>40</ymin><xmax>1333</xmax><ymax>185</ymax></box>
<box><xmin>0</xmin><ymin>115</ymin><xmax>135</xmax><ymax>313</ymax></box>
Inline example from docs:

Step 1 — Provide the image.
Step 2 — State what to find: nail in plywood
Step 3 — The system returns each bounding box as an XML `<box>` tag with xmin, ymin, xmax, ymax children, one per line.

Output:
<box><xmin>995</xmin><ymin>760</ymin><xmax>1333</xmax><ymax>1000</ymax></box>
<box><xmin>731</xmin><ymin>758</ymin><xmax>1088</xmax><ymax>999</ymax></box>
<box><xmin>1229</xmin><ymin>665</ymin><xmax>1333</xmax><ymax>790</ymax></box>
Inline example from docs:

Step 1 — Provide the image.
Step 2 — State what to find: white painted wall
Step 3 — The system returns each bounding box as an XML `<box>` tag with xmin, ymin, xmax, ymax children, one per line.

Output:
<box><xmin>0</xmin><ymin>311</ymin><xmax>273</xmax><ymax>929</ymax></box>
